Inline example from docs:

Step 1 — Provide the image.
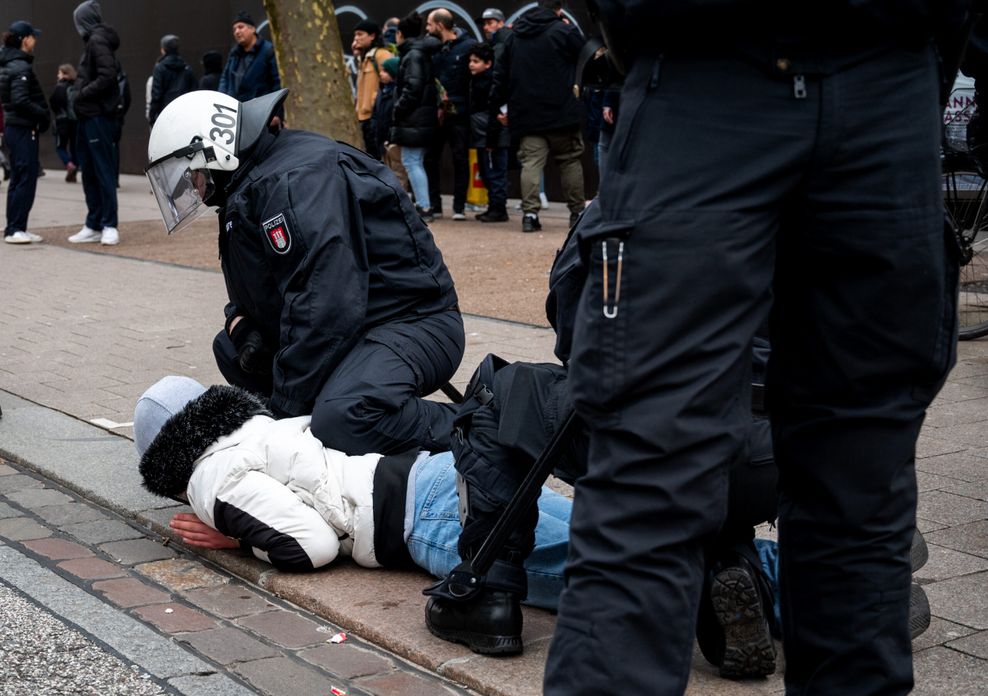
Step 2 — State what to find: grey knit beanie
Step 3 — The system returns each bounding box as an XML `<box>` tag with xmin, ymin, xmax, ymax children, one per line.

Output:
<box><xmin>134</xmin><ymin>376</ymin><xmax>206</xmax><ymax>457</ymax></box>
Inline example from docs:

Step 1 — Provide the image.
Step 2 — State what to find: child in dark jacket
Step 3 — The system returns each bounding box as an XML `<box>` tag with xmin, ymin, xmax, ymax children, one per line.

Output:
<box><xmin>373</xmin><ymin>57</ymin><xmax>409</xmax><ymax>192</ymax></box>
<box><xmin>467</xmin><ymin>43</ymin><xmax>509</xmax><ymax>222</ymax></box>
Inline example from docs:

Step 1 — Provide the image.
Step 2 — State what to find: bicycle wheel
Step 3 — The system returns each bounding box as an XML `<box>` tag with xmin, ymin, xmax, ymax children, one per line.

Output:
<box><xmin>942</xmin><ymin>156</ymin><xmax>988</xmax><ymax>339</ymax></box>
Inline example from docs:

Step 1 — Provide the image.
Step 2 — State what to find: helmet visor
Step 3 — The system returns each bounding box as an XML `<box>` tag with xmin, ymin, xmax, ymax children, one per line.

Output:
<box><xmin>146</xmin><ymin>157</ymin><xmax>215</xmax><ymax>234</ymax></box>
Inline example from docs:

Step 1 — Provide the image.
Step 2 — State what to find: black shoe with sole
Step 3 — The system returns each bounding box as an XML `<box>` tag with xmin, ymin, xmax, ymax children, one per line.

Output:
<box><xmin>522</xmin><ymin>214</ymin><xmax>541</xmax><ymax>233</ymax></box>
<box><xmin>910</xmin><ymin>582</ymin><xmax>931</xmax><ymax>640</ymax></box>
<box><xmin>705</xmin><ymin>559</ymin><xmax>777</xmax><ymax>679</ymax></box>
<box><xmin>425</xmin><ymin>590</ymin><xmax>523</xmax><ymax>655</ymax></box>
<box><xmin>911</xmin><ymin>528</ymin><xmax>929</xmax><ymax>573</ymax></box>
<box><xmin>479</xmin><ymin>210</ymin><xmax>509</xmax><ymax>223</ymax></box>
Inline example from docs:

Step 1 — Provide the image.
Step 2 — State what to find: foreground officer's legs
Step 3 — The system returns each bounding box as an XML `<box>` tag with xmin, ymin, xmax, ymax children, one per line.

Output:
<box><xmin>311</xmin><ymin>310</ymin><xmax>464</xmax><ymax>455</ymax></box>
<box><xmin>771</xmin><ymin>46</ymin><xmax>952</xmax><ymax>695</ymax></box>
<box><xmin>544</xmin><ymin>55</ymin><xmax>815</xmax><ymax>695</ymax></box>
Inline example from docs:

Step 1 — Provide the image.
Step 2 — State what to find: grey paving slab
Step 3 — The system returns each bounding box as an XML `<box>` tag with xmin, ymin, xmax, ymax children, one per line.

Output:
<box><xmin>34</xmin><ymin>502</ymin><xmax>112</xmax><ymax>526</ymax></box>
<box><xmin>914</xmin><ymin>544</ymin><xmax>988</xmax><ymax>584</ymax></box>
<box><xmin>6</xmin><ymin>487</ymin><xmax>75</xmax><ymax>509</ymax></box>
<box><xmin>911</xmin><ymin>616</ymin><xmax>977</xmax><ymax>652</ymax></box>
<box><xmin>0</xmin><ymin>502</ymin><xmax>19</xmax><ymax>519</ymax></box>
<box><xmin>100</xmin><ymin>538</ymin><xmax>178</xmax><ymax>565</ymax></box>
<box><xmin>0</xmin><ymin>393</ymin><xmax>175</xmax><ymax>515</ymax></box>
<box><xmin>925</xmin><ymin>572</ymin><xmax>988</xmax><ymax>629</ymax></box>
<box><xmin>916</xmin><ymin>491</ymin><xmax>988</xmax><ymax>527</ymax></box>
<box><xmin>0</xmin><ymin>516</ymin><xmax>53</xmax><ymax>541</ymax></box>
<box><xmin>168</xmin><ymin>673</ymin><xmax>258</xmax><ymax>696</ymax></box>
<box><xmin>0</xmin><ymin>474</ymin><xmax>44</xmax><ymax>495</ymax></box>
<box><xmin>927</xmin><ymin>521</ymin><xmax>988</xmax><ymax>559</ymax></box>
<box><xmin>63</xmin><ymin>519</ymin><xmax>146</xmax><ymax>545</ymax></box>
<box><xmin>911</xmin><ymin>646</ymin><xmax>987</xmax><ymax>696</ymax></box>
<box><xmin>946</xmin><ymin>630</ymin><xmax>988</xmax><ymax>660</ymax></box>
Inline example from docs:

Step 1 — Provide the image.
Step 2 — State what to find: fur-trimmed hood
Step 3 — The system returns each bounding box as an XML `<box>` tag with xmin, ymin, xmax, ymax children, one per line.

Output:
<box><xmin>138</xmin><ymin>385</ymin><xmax>271</xmax><ymax>497</ymax></box>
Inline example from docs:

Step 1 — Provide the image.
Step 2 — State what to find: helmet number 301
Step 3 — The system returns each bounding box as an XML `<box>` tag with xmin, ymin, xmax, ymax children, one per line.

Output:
<box><xmin>209</xmin><ymin>103</ymin><xmax>238</xmax><ymax>146</ymax></box>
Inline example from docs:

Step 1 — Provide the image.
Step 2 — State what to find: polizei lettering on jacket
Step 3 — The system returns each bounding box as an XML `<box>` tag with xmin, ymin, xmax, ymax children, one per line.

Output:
<box><xmin>262</xmin><ymin>212</ymin><xmax>292</xmax><ymax>254</ymax></box>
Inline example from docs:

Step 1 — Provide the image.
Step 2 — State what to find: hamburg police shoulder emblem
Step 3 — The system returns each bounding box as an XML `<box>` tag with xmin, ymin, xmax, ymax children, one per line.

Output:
<box><xmin>262</xmin><ymin>213</ymin><xmax>292</xmax><ymax>254</ymax></box>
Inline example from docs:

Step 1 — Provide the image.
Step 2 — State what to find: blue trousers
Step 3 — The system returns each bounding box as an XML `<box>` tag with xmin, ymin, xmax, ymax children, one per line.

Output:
<box><xmin>76</xmin><ymin>116</ymin><xmax>118</xmax><ymax>230</ymax></box>
<box><xmin>546</xmin><ymin>46</ymin><xmax>953</xmax><ymax>696</ymax></box>
<box><xmin>3</xmin><ymin>126</ymin><xmax>39</xmax><ymax>235</ymax></box>
<box><xmin>477</xmin><ymin>148</ymin><xmax>508</xmax><ymax>212</ymax></box>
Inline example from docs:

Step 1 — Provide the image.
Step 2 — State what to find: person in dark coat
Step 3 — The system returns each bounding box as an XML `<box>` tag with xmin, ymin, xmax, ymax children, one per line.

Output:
<box><xmin>145</xmin><ymin>88</ymin><xmax>464</xmax><ymax>457</ymax></box>
<box><xmin>218</xmin><ymin>12</ymin><xmax>281</xmax><ymax>104</ymax></box>
<box><xmin>67</xmin><ymin>0</ymin><xmax>121</xmax><ymax>246</ymax></box>
<box><xmin>467</xmin><ymin>43</ymin><xmax>509</xmax><ymax>222</ymax></box>
<box><xmin>148</xmin><ymin>34</ymin><xmax>197</xmax><ymax>126</ymax></box>
<box><xmin>390</xmin><ymin>12</ymin><xmax>440</xmax><ymax>221</ymax></box>
<box><xmin>50</xmin><ymin>64</ymin><xmax>79</xmax><ymax>183</ymax></box>
<box><xmin>199</xmin><ymin>51</ymin><xmax>223</xmax><ymax>91</ymax></box>
<box><xmin>0</xmin><ymin>21</ymin><xmax>49</xmax><ymax>244</ymax></box>
<box><xmin>541</xmin><ymin>2</ymin><xmax>969</xmax><ymax>695</ymax></box>
<box><xmin>488</xmin><ymin>1</ymin><xmax>586</xmax><ymax>232</ymax></box>
<box><xmin>424</xmin><ymin>9</ymin><xmax>477</xmax><ymax>219</ymax></box>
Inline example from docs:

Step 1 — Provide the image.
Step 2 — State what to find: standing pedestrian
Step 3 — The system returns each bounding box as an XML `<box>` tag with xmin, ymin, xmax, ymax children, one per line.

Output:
<box><xmin>488</xmin><ymin>1</ymin><xmax>586</xmax><ymax>232</ymax></box>
<box><xmin>198</xmin><ymin>51</ymin><xmax>223</xmax><ymax>92</ymax></box>
<box><xmin>467</xmin><ymin>43</ymin><xmax>509</xmax><ymax>222</ymax></box>
<box><xmin>373</xmin><ymin>57</ymin><xmax>410</xmax><ymax>193</ymax></box>
<box><xmin>218</xmin><ymin>12</ymin><xmax>281</xmax><ymax>104</ymax></box>
<box><xmin>0</xmin><ymin>20</ymin><xmax>49</xmax><ymax>245</ymax></box>
<box><xmin>352</xmin><ymin>20</ymin><xmax>393</xmax><ymax>160</ymax></box>
<box><xmin>67</xmin><ymin>0</ymin><xmax>121</xmax><ymax>246</ymax></box>
<box><xmin>50</xmin><ymin>64</ymin><xmax>78</xmax><ymax>183</ymax></box>
<box><xmin>543</xmin><ymin>2</ymin><xmax>966</xmax><ymax>695</ymax></box>
<box><xmin>148</xmin><ymin>34</ymin><xmax>197</xmax><ymax>126</ymax></box>
<box><xmin>391</xmin><ymin>12</ymin><xmax>440</xmax><ymax>222</ymax></box>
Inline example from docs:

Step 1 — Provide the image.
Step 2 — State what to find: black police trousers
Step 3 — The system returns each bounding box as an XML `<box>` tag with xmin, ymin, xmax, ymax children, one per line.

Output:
<box><xmin>214</xmin><ymin>309</ymin><xmax>464</xmax><ymax>455</ymax></box>
<box><xmin>544</xmin><ymin>47</ymin><xmax>955</xmax><ymax>695</ymax></box>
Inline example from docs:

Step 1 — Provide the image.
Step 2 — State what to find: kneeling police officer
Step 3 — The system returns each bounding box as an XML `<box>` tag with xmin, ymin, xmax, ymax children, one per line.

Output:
<box><xmin>145</xmin><ymin>89</ymin><xmax>463</xmax><ymax>455</ymax></box>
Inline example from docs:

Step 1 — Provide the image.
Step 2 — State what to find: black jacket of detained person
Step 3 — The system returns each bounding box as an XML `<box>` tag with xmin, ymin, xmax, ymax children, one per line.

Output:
<box><xmin>218</xmin><ymin>129</ymin><xmax>458</xmax><ymax>419</ymax></box>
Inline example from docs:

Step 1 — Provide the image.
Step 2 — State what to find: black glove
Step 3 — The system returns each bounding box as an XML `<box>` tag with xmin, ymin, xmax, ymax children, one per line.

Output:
<box><xmin>227</xmin><ymin>317</ymin><xmax>272</xmax><ymax>375</ymax></box>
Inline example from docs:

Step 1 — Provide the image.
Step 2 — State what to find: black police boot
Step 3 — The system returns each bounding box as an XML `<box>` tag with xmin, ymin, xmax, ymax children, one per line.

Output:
<box><xmin>697</xmin><ymin>551</ymin><xmax>776</xmax><ymax>679</ymax></box>
<box><xmin>424</xmin><ymin>558</ymin><xmax>525</xmax><ymax>655</ymax></box>
<box><xmin>910</xmin><ymin>582</ymin><xmax>931</xmax><ymax>640</ymax></box>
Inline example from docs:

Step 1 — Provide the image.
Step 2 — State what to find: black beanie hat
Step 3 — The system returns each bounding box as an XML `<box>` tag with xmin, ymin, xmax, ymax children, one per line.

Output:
<box><xmin>354</xmin><ymin>19</ymin><xmax>380</xmax><ymax>36</ymax></box>
<box><xmin>234</xmin><ymin>11</ymin><xmax>255</xmax><ymax>27</ymax></box>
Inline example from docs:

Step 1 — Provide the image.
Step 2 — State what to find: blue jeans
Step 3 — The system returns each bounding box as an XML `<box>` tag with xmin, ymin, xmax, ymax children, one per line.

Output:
<box><xmin>406</xmin><ymin>451</ymin><xmax>569</xmax><ymax>610</ymax></box>
<box><xmin>76</xmin><ymin>115</ymin><xmax>118</xmax><ymax>229</ymax></box>
<box><xmin>400</xmin><ymin>146</ymin><xmax>430</xmax><ymax>211</ymax></box>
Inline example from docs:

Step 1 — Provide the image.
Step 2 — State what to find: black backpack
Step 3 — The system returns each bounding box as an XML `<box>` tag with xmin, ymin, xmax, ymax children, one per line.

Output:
<box><xmin>116</xmin><ymin>62</ymin><xmax>131</xmax><ymax>118</ymax></box>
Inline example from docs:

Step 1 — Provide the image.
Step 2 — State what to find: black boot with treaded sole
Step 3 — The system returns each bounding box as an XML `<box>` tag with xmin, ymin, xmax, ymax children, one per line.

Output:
<box><xmin>710</xmin><ymin>563</ymin><xmax>777</xmax><ymax>678</ymax></box>
<box><xmin>425</xmin><ymin>591</ymin><xmax>523</xmax><ymax>655</ymax></box>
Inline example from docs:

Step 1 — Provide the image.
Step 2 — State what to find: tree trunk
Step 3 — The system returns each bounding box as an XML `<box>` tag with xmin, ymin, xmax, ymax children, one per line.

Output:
<box><xmin>261</xmin><ymin>0</ymin><xmax>361</xmax><ymax>145</ymax></box>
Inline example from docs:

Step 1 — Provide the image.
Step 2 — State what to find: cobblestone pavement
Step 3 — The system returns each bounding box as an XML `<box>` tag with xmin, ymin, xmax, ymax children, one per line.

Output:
<box><xmin>0</xmin><ymin>458</ymin><xmax>475</xmax><ymax>696</ymax></box>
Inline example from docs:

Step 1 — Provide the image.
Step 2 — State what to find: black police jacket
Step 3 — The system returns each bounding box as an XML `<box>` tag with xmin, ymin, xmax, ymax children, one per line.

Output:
<box><xmin>0</xmin><ymin>48</ymin><xmax>49</xmax><ymax>132</ymax></box>
<box><xmin>488</xmin><ymin>7</ymin><xmax>585</xmax><ymax>138</ymax></box>
<box><xmin>218</xmin><ymin>129</ymin><xmax>458</xmax><ymax>418</ymax></box>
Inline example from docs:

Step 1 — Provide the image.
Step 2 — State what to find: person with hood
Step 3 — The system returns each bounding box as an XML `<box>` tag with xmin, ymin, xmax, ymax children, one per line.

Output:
<box><xmin>148</xmin><ymin>34</ymin><xmax>197</xmax><ymax>126</ymax></box>
<box><xmin>218</xmin><ymin>12</ymin><xmax>281</xmax><ymax>105</ymax></box>
<box><xmin>67</xmin><ymin>0</ymin><xmax>121</xmax><ymax>246</ymax></box>
<box><xmin>0</xmin><ymin>20</ymin><xmax>49</xmax><ymax>245</ymax></box>
<box><xmin>144</xmin><ymin>87</ymin><xmax>462</xmax><ymax>458</ymax></box>
<box><xmin>488</xmin><ymin>0</ymin><xmax>585</xmax><ymax>232</ymax></box>
<box><xmin>390</xmin><ymin>12</ymin><xmax>440</xmax><ymax>222</ymax></box>
<box><xmin>199</xmin><ymin>51</ymin><xmax>223</xmax><ymax>92</ymax></box>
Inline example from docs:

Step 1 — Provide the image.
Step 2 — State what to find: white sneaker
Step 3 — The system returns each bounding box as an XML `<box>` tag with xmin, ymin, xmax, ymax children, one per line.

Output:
<box><xmin>100</xmin><ymin>226</ymin><xmax>119</xmax><ymax>246</ymax></box>
<box><xmin>4</xmin><ymin>231</ymin><xmax>31</xmax><ymax>244</ymax></box>
<box><xmin>25</xmin><ymin>231</ymin><xmax>43</xmax><ymax>243</ymax></box>
<box><xmin>540</xmin><ymin>192</ymin><xmax>550</xmax><ymax>209</ymax></box>
<box><xmin>452</xmin><ymin>212</ymin><xmax>467</xmax><ymax>221</ymax></box>
<box><xmin>68</xmin><ymin>226</ymin><xmax>102</xmax><ymax>243</ymax></box>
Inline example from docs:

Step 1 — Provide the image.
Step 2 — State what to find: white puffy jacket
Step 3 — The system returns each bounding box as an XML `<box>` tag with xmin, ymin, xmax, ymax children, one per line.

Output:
<box><xmin>138</xmin><ymin>385</ymin><xmax>384</xmax><ymax>571</ymax></box>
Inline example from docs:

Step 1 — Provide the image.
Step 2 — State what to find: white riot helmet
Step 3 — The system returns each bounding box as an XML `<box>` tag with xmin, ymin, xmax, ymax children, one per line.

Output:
<box><xmin>145</xmin><ymin>88</ymin><xmax>288</xmax><ymax>233</ymax></box>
